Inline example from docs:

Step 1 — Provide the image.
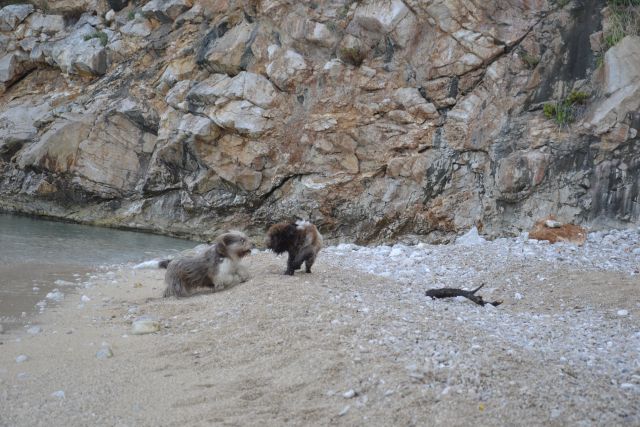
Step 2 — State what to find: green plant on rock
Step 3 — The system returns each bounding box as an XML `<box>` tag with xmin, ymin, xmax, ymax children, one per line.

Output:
<box><xmin>543</xmin><ymin>91</ymin><xmax>591</xmax><ymax>126</ymax></box>
<box><xmin>521</xmin><ymin>52</ymin><xmax>540</xmax><ymax>69</ymax></box>
<box><xmin>83</xmin><ymin>31</ymin><xmax>108</xmax><ymax>47</ymax></box>
<box><xmin>566</xmin><ymin>90</ymin><xmax>589</xmax><ymax>105</ymax></box>
<box><xmin>604</xmin><ymin>0</ymin><xmax>640</xmax><ymax>48</ymax></box>
<box><xmin>127</xmin><ymin>10</ymin><xmax>136</xmax><ymax>20</ymax></box>
<box><xmin>338</xmin><ymin>46</ymin><xmax>365</xmax><ymax>66</ymax></box>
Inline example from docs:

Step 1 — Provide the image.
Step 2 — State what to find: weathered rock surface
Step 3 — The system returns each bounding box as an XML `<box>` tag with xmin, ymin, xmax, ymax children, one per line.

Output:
<box><xmin>0</xmin><ymin>1</ymin><xmax>638</xmax><ymax>243</ymax></box>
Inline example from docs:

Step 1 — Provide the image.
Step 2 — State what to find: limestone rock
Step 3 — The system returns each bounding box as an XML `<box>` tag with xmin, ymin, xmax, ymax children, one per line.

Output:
<box><xmin>131</xmin><ymin>319</ymin><xmax>161</xmax><ymax>334</ymax></box>
<box><xmin>0</xmin><ymin>4</ymin><xmax>34</xmax><ymax>32</ymax></box>
<box><xmin>48</xmin><ymin>24</ymin><xmax>108</xmax><ymax>76</ymax></box>
<box><xmin>26</xmin><ymin>13</ymin><xmax>65</xmax><ymax>35</ymax></box>
<box><xmin>588</xmin><ymin>36</ymin><xmax>640</xmax><ymax>136</ymax></box>
<box><xmin>266</xmin><ymin>46</ymin><xmax>310</xmax><ymax>92</ymax></box>
<box><xmin>141</xmin><ymin>0</ymin><xmax>192</xmax><ymax>23</ymax></box>
<box><xmin>198</xmin><ymin>20</ymin><xmax>255</xmax><ymax>75</ymax></box>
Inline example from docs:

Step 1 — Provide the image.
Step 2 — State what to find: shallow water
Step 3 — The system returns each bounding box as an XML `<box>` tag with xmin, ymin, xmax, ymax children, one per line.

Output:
<box><xmin>0</xmin><ymin>214</ymin><xmax>196</xmax><ymax>330</ymax></box>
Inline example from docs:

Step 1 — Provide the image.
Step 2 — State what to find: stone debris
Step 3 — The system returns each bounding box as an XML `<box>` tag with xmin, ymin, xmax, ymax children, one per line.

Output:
<box><xmin>26</xmin><ymin>326</ymin><xmax>42</xmax><ymax>335</ymax></box>
<box><xmin>15</xmin><ymin>355</ymin><xmax>29</xmax><ymax>363</ymax></box>
<box><xmin>338</xmin><ymin>405</ymin><xmax>350</xmax><ymax>416</ymax></box>
<box><xmin>96</xmin><ymin>346</ymin><xmax>113</xmax><ymax>360</ymax></box>
<box><xmin>131</xmin><ymin>319</ymin><xmax>161</xmax><ymax>335</ymax></box>
<box><xmin>342</xmin><ymin>389</ymin><xmax>356</xmax><ymax>399</ymax></box>
<box><xmin>50</xmin><ymin>390</ymin><xmax>65</xmax><ymax>399</ymax></box>
<box><xmin>45</xmin><ymin>290</ymin><xmax>64</xmax><ymax>302</ymax></box>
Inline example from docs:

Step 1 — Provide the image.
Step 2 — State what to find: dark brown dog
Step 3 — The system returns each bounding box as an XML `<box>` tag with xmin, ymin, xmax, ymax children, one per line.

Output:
<box><xmin>265</xmin><ymin>220</ymin><xmax>323</xmax><ymax>275</ymax></box>
<box><xmin>162</xmin><ymin>231</ymin><xmax>253</xmax><ymax>297</ymax></box>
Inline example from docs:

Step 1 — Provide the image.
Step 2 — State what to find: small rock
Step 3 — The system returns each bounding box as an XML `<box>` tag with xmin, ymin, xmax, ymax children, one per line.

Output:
<box><xmin>45</xmin><ymin>290</ymin><xmax>64</xmax><ymax>302</ymax></box>
<box><xmin>81</xmin><ymin>295</ymin><xmax>91</xmax><ymax>303</ymax></box>
<box><xmin>16</xmin><ymin>354</ymin><xmax>29</xmax><ymax>363</ymax></box>
<box><xmin>338</xmin><ymin>405</ymin><xmax>350</xmax><ymax>416</ymax></box>
<box><xmin>514</xmin><ymin>292</ymin><xmax>523</xmax><ymax>300</ymax></box>
<box><xmin>96</xmin><ymin>346</ymin><xmax>113</xmax><ymax>360</ymax></box>
<box><xmin>51</xmin><ymin>390</ymin><xmax>65</xmax><ymax>399</ymax></box>
<box><xmin>105</xmin><ymin>9</ymin><xmax>115</xmax><ymax>22</ymax></box>
<box><xmin>544</xmin><ymin>220</ymin><xmax>562</xmax><ymax>228</ymax></box>
<box><xmin>26</xmin><ymin>326</ymin><xmax>42</xmax><ymax>335</ymax></box>
<box><xmin>343</xmin><ymin>389</ymin><xmax>356</xmax><ymax>399</ymax></box>
<box><xmin>131</xmin><ymin>319</ymin><xmax>161</xmax><ymax>335</ymax></box>
<box><xmin>17</xmin><ymin>372</ymin><xmax>29</xmax><ymax>380</ymax></box>
<box><xmin>617</xmin><ymin>309</ymin><xmax>629</xmax><ymax>317</ymax></box>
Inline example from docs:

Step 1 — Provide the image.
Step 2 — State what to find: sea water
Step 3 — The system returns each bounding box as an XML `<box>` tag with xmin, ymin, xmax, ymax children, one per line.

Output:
<box><xmin>0</xmin><ymin>214</ymin><xmax>195</xmax><ymax>330</ymax></box>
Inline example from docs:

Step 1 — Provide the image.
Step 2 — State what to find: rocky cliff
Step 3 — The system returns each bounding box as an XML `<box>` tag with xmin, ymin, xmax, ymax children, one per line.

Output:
<box><xmin>0</xmin><ymin>0</ymin><xmax>638</xmax><ymax>243</ymax></box>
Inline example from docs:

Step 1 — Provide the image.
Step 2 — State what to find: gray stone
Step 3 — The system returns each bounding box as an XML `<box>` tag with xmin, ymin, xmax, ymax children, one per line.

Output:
<box><xmin>141</xmin><ymin>0</ymin><xmax>192</xmax><ymax>22</ymax></box>
<box><xmin>0</xmin><ymin>4</ymin><xmax>34</xmax><ymax>32</ymax></box>
<box><xmin>131</xmin><ymin>319</ymin><xmax>161</xmax><ymax>334</ymax></box>
<box><xmin>96</xmin><ymin>346</ymin><xmax>114</xmax><ymax>359</ymax></box>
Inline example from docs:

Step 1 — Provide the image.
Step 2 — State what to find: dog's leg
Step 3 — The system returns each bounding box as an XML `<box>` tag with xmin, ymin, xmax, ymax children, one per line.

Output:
<box><xmin>304</xmin><ymin>252</ymin><xmax>316</xmax><ymax>273</ymax></box>
<box><xmin>285</xmin><ymin>252</ymin><xmax>298</xmax><ymax>275</ymax></box>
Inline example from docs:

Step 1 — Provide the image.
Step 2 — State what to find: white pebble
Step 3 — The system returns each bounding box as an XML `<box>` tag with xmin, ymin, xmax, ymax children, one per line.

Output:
<box><xmin>81</xmin><ymin>295</ymin><xmax>91</xmax><ymax>303</ymax></box>
<box><xmin>96</xmin><ymin>346</ymin><xmax>113</xmax><ymax>360</ymax></box>
<box><xmin>343</xmin><ymin>389</ymin><xmax>356</xmax><ymax>399</ymax></box>
<box><xmin>16</xmin><ymin>355</ymin><xmax>29</xmax><ymax>363</ymax></box>
<box><xmin>338</xmin><ymin>405</ymin><xmax>350</xmax><ymax>416</ymax></box>
<box><xmin>131</xmin><ymin>319</ymin><xmax>161</xmax><ymax>335</ymax></box>
<box><xmin>514</xmin><ymin>292</ymin><xmax>523</xmax><ymax>300</ymax></box>
<box><xmin>617</xmin><ymin>310</ymin><xmax>629</xmax><ymax>317</ymax></box>
<box><xmin>51</xmin><ymin>390</ymin><xmax>65</xmax><ymax>399</ymax></box>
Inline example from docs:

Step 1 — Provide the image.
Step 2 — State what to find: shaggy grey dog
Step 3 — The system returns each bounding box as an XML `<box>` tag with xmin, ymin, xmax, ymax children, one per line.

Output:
<box><xmin>265</xmin><ymin>220</ymin><xmax>323</xmax><ymax>275</ymax></box>
<box><xmin>162</xmin><ymin>231</ymin><xmax>253</xmax><ymax>298</ymax></box>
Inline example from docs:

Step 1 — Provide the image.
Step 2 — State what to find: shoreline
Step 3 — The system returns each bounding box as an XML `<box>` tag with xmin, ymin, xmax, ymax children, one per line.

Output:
<box><xmin>1</xmin><ymin>233</ymin><xmax>639</xmax><ymax>426</ymax></box>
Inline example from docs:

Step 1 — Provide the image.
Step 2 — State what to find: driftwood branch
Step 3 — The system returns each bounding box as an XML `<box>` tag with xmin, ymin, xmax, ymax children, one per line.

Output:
<box><xmin>425</xmin><ymin>283</ymin><xmax>503</xmax><ymax>307</ymax></box>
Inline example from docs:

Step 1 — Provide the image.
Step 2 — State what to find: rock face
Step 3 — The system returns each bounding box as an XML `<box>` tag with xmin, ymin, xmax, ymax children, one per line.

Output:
<box><xmin>0</xmin><ymin>0</ymin><xmax>638</xmax><ymax>243</ymax></box>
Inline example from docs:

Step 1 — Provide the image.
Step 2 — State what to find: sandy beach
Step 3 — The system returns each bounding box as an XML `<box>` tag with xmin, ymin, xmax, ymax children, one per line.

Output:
<box><xmin>1</xmin><ymin>232</ymin><xmax>639</xmax><ymax>426</ymax></box>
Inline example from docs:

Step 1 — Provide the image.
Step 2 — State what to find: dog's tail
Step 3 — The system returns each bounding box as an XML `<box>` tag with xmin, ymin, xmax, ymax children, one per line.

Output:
<box><xmin>133</xmin><ymin>259</ymin><xmax>171</xmax><ymax>269</ymax></box>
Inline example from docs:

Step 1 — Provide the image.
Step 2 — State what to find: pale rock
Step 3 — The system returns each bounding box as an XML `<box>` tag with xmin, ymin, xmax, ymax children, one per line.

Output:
<box><xmin>120</xmin><ymin>17</ymin><xmax>153</xmax><ymax>37</ymax></box>
<box><xmin>16</xmin><ymin>354</ymin><xmax>29</xmax><ymax>363</ymax></box>
<box><xmin>45</xmin><ymin>290</ymin><xmax>64</xmax><ymax>301</ymax></box>
<box><xmin>141</xmin><ymin>0</ymin><xmax>192</xmax><ymax>22</ymax></box>
<box><xmin>0</xmin><ymin>4</ymin><xmax>34</xmax><ymax>31</ymax></box>
<box><xmin>617</xmin><ymin>309</ymin><xmax>629</xmax><ymax>317</ymax></box>
<box><xmin>105</xmin><ymin>9</ymin><xmax>115</xmax><ymax>23</ymax></box>
<box><xmin>131</xmin><ymin>319</ymin><xmax>161</xmax><ymax>334</ymax></box>
<box><xmin>350</xmin><ymin>0</ymin><xmax>410</xmax><ymax>34</ymax></box>
<box><xmin>165</xmin><ymin>79</ymin><xmax>193</xmax><ymax>108</ymax></box>
<box><xmin>266</xmin><ymin>47</ymin><xmax>309</xmax><ymax>92</ymax></box>
<box><xmin>305</xmin><ymin>21</ymin><xmax>338</xmax><ymax>48</ymax></box>
<box><xmin>48</xmin><ymin>24</ymin><xmax>108</xmax><ymax>76</ymax></box>
<box><xmin>455</xmin><ymin>227</ymin><xmax>486</xmax><ymax>245</ymax></box>
<box><xmin>81</xmin><ymin>295</ymin><xmax>91</xmax><ymax>302</ymax></box>
<box><xmin>342</xmin><ymin>389</ymin><xmax>356</xmax><ymax>399</ymax></box>
<box><xmin>188</xmin><ymin>71</ymin><xmax>277</xmax><ymax>109</ymax></box>
<box><xmin>207</xmin><ymin>100</ymin><xmax>273</xmax><ymax>137</ymax></box>
<box><xmin>96</xmin><ymin>345</ymin><xmax>114</xmax><ymax>359</ymax></box>
<box><xmin>26</xmin><ymin>13</ymin><xmax>65</xmax><ymax>35</ymax></box>
<box><xmin>51</xmin><ymin>390</ymin><xmax>65</xmax><ymax>399</ymax></box>
<box><xmin>338</xmin><ymin>405</ymin><xmax>350</xmax><ymax>416</ymax></box>
<box><xmin>545</xmin><ymin>220</ymin><xmax>562</xmax><ymax>228</ymax></box>
<box><xmin>0</xmin><ymin>52</ymin><xmax>34</xmax><ymax>93</ymax></box>
<box><xmin>588</xmin><ymin>36</ymin><xmax>640</xmax><ymax>135</ymax></box>
<box><xmin>199</xmin><ymin>21</ymin><xmax>254</xmax><ymax>75</ymax></box>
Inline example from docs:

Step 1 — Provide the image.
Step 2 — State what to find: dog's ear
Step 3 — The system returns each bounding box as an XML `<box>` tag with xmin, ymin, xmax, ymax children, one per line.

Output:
<box><xmin>215</xmin><ymin>240</ymin><xmax>228</xmax><ymax>258</ymax></box>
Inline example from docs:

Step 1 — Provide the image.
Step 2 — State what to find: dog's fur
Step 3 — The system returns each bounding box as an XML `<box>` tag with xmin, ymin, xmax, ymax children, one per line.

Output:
<box><xmin>162</xmin><ymin>231</ymin><xmax>253</xmax><ymax>297</ymax></box>
<box><xmin>265</xmin><ymin>220</ymin><xmax>323</xmax><ymax>275</ymax></box>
